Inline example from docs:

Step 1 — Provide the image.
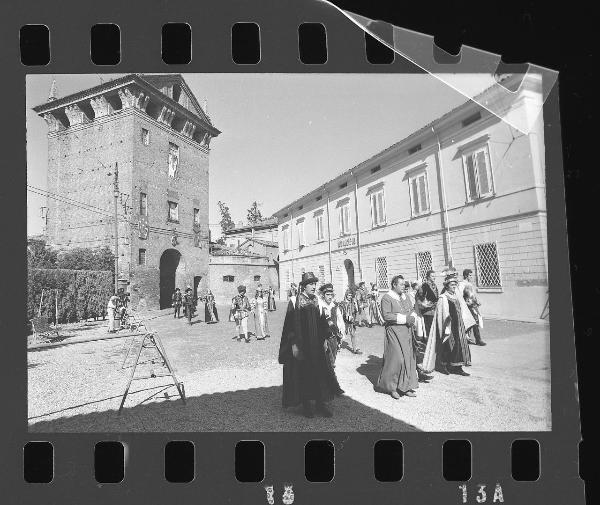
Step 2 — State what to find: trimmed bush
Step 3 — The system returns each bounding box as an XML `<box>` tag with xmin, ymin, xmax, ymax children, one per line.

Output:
<box><xmin>28</xmin><ymin>268</ymin><xmax>114</xmax><ymax>324</ymax></box>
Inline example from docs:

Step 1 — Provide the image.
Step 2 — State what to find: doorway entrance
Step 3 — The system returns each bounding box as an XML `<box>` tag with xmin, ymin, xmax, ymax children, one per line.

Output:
<box><xmin>159</xmin><ymin>249</ymin><xmax>182</xmax><ymax>309</ymax></box>
<box><xmin>344</xmin><ymin>259</ymin><xmax>355</xmax><ymax>293</ymax></box>
<box><xmin>193</xmin><ymin>276</ymin><xmax>202</xmax><ymax>299</ymax></box>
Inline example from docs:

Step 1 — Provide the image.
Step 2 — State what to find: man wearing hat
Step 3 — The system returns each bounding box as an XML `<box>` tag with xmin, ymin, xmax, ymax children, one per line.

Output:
<box><xmin>172</xmin><ymin>287</ymin><xmax>182</xmax><ymax>319</ymax></box>
<box><xmin>318</xmin><ymin>283</ymin><xmax>345</xmax><ymax>396</ymax></box>
<box><xmin>288</xmin><ymin>272</ymin><xmax>338</xmax><ymax>418</ymax></box>
<box><xmin>232</xmin><ymin>285</ymin><xmax>251</xmax><ymax>342</ymax></box>
<box><xmin>416</xmin><ymin>270</ymin><xmax>440</xmax><ymax>339</ymax></box>
<box><xmin>182</xmin><ymin>287</ymin><xmax>196</xmax><ymax>325</ymax></box>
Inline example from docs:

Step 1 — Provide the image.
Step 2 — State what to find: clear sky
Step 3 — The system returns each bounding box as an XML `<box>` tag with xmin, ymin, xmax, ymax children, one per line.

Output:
<box><xmin>26</xmin><ymin>73</ymin><xmax>468</xmax><ymax>238</ymax></box>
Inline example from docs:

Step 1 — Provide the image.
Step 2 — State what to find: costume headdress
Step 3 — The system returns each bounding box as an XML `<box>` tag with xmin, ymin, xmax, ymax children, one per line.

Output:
<box><xmin>299</xmin><ymin>271</ymin><xmax>319</xmax><ymax>287</ymax></box>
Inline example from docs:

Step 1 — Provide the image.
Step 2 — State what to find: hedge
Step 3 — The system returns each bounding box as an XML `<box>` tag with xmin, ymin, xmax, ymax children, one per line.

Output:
<box><xmin>28</xmin><ymin>268</ymin><xmax>114</xmax><ymax>324</ymax></box>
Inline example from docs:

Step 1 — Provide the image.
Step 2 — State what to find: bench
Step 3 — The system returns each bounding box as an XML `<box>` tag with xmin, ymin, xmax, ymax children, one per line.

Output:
<box><xmin>30</xmin><ymin>316</ymin><xmax>60</xmax><ymax>345</ymax></box>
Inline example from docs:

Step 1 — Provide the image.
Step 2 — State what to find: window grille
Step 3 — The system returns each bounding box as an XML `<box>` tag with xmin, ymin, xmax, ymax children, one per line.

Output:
<box><xmin>474</xmin><ymin>242</ymin><xmax>502</xmax><ymax>288</ymax></box>
<box><xmin>375</xmin><ymin>257</ymin><xmax>389</xmax><ymax>289</ymax></box>
<box><xmin>416</xmin><ymin>251</ymin><xmax>433</xmax><ymax>281</ymax></box>
<box><xmin>318</xmin><ymin>265</ymin><xmax>326</xmax><ymax>284</ymax></box>
<box><xmin>138</xmin><ymin>249</ymin><xmax>146</xmax><ymax>266</ymax></box>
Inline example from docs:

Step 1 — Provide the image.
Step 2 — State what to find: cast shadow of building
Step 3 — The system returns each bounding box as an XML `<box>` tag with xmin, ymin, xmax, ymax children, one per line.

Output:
<box><xmin>29</xmin><ymin>384</ymin><xmax>420</xmax><ymax>433</ymax></box>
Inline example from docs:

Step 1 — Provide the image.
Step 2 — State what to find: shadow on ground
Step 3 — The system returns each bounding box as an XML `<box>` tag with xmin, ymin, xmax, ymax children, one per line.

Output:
<box><xmin>29</xmin><ymin>385</ymin><xmax>420</xmax><ymax>432</ymax></box>
<box><xmin>356</xmin><ymin>354</ymin><xmax>383</xmax><ymax>388</ymax></box>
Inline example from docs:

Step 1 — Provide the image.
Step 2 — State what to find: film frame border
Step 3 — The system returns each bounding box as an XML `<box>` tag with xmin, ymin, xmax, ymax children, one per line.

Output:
<box><xmin>2</xmin><ymin>0</ymin><xmax>583</xmax><ymax>503</ymax></box>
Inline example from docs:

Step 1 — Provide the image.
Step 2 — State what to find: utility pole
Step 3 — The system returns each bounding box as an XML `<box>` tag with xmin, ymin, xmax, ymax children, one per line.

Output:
<box><xmin>113</xmin><ymin>162</ymin><xmax>119</xmax><ymax>293</ymax></box>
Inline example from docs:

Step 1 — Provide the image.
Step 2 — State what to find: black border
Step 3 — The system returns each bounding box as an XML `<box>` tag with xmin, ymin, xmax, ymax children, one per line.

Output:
<box><xmin>1</xmin><ymin>0</ymin><xmax>587</xmax><ymax>503</ymax></box>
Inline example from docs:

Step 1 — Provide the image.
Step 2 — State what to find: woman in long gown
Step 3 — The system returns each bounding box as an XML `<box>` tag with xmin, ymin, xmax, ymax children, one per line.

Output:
<box><xmin>421</xmin><ymin>270</ymin><xmax>477</xmax><ymax>376</ymax></box>
<box><xmin>204</xmin><ymin>290</ymin><xmax>219</xmax><ymax>323</ymax></box>
<box><xmin>367</xmin><ymin>283</ymin><xmax>384</xmax><ymax>326</ymax></box>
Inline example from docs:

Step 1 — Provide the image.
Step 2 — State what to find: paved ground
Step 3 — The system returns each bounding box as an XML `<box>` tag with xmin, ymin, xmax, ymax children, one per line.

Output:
<box><xmin>28</xmin><ymin>305</ymin><xmax>551</xmax><ymax>432</ymax></box>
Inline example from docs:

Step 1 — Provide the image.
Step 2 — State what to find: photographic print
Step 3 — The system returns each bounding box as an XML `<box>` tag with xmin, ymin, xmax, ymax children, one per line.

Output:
<box><xmin>26</xmin><ymin>72</ymin><xmax>551</xmax><ymax>432</ymax></box>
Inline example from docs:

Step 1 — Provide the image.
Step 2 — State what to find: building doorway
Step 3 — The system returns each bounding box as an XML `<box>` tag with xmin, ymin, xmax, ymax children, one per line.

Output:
<box><xmin>344</xmin><ymin>259</ymin><xmax>355</xmax><ymax>293</ymax></box>
<box><xmin>159</xmin><ymin>249</ymin><xmax>182</xmax><ymax>309</ymax></box>
<box><xmin>193</xmin><ymin>276</ymin><xmax>202</xmax><ymax>299</ymax></box>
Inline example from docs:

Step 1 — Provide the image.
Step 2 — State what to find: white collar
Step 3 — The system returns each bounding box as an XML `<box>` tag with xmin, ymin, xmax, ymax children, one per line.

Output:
<box><xmin>387</xmin><ymin>290</ymin><xmax>406</xmax><ymax>301</ymax></box>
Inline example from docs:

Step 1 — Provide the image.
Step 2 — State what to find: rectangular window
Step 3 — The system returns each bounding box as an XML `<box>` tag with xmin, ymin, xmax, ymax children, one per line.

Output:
<box><xmin>370</xmin><ymin>189</ymin><xmax>386</xmax><ymax>227</ymax></box>
<box><xmin>254</xmin><ymin>275</ymin><xmax>261</xmax><ymax>281</ymax></box>
<box><xmin>315</xmin><ymin>214</ymin><xmax>324</xmax><ymax>241</ymax></box>
<box><xmin>339</xmin><ymin>202</ymin><xmax>351</xmax><ymax>236</ymax></box>
<box><xmin>168</xmin><ymin>142</ymin><xmax>179</xmax><ymax>178</ymax></box>
<box><xmin>318</xmin><ymin>265</ymin><xmax>325</xmax><ymax>284</ymax></box>
<box><xmin>282</xmin><ymin>226</ymin><xmax>290</xmax><ymax>251</ymax></box>
<box><xmin>297</xmin><ymin>220</ymin><xmax>305</xmax><ymax>247</ymax></box>
<box><xmin>139</xmin><ymin>192</ymin><xmax>147</xmax><ymax>216</ymax></box>
<box><xmin>416</xmin><ymin>251</ymin><xmax>433</xmax><ymax>282</ymax></box>
<box><xmin>409</xmin><ymin>172</ymin><xmax>430</xmax><ymax>216</ymax></box>
<box><xmin>463</xmin><ymin>145</ymin><xmax>494</xmax><ymax>201</ymax></box>
<box><xmin>462</xmin><ymin>111</ymin><xmax>482</xmax><ymax>128</ymax></box>
<box><xmin>193</xmin><ymin>208</ymin><xmax>200</xmax><ymax>226</ymax></box>
<box><xmin>474</xmin><ymin>242</ymin><xmax>502</xmax><ymax>288</ymax></box>
<box><xmin>223</xmin><ymin>275</ymin><xmax>235</xmax><ymax>282</ymax></box>
<box><xmin>138</xmin><ymin>249</ymin><xmax>146</xmax><ymax>266</ymax></box>
<box><xmin>167</xmin><ymin>201</ymin><xmax>179</xmax><ymax>222</ymax></box>
<box><xmin>408</xmin><ymin>144</ymin><xmax>421</xmax><ymax>155</ymax></box>
<box><xmin>141</xmin><ymin>128</ymin><xmax>150</xmax><ymax>145</ymax></box>
<box><xmin>375</xmin><ymin>257</ymin><xmax>389</xmax><ymax>289</ymax></box>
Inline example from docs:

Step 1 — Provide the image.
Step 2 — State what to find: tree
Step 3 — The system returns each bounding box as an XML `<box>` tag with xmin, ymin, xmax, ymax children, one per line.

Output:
<box><xmin>57</xmin><ymin>246</ymin><xmax>114</xmax><ymax>271</ymax></box>
<box><xmin>27</xmin><ymin>239</ymin><xmax>58</xmax><ymax>269</ymax></box>
<box><xmin>217</xmin><ymin>201</ymin><xmax>235</xmax><ymax>234</ymax></box>
<box><xmin>246</xmin><ymin>201</ymin><xmax>264</xmax><ymax>225</ymax></box>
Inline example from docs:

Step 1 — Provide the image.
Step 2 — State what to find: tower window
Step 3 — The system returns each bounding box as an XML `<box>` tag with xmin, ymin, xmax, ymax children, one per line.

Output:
<box><xmin>138</xmin><ymin>249</ymin><xmax>146</xmax><ymax>265</ymax></box>
<box><xmin>139</xmin><ymin>192</ymin><xmax>147</xmax><ymax>216</ymax></box>
<box><xmin>141</xmin><ymin>128</ymin><xmax>150</xmax><ymax>145</ymax></box>
<box><xmin>168</xmin><ymin>143</ymin><xmax>179</xmax><ymax>178</ymax></box>
<box><xmin>167</xmin><ymin>201</ymin><xmax>179</xmax><ymax>222</ymax></box>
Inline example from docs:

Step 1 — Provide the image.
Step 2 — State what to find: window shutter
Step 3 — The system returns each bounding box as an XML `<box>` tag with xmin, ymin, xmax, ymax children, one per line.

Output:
<box><xmin>411</xmin><ymin>178</ymin><xmax>420</xmax><ymax>215</ymax></box>
<box><xmin>466</xmin><ymin>154</ymin><xmax>478</xmax><ymax>199</ymax></box>
<box><xmin>476</xmin><ymin>150</ymin><xmax>491</xmax><ymax>195</ymax></box>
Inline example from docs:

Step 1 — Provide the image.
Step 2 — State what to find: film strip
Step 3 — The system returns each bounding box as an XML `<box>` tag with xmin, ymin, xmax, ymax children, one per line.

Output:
<box><xmin>3</xmin><ymin>0</ymin><xmax>584</xmax><ymax>504</ymax></box>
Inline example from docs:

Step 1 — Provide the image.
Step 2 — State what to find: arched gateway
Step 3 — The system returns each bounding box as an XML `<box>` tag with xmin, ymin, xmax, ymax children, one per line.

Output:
<box><xmin>159</xmin><ymin>249</ymin><xmax>184</xmax><ymax>309</ymax></box>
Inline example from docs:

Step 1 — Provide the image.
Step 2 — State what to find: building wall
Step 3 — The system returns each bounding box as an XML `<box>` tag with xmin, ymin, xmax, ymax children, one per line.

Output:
<box><xmin>209</xmin><ymin>256</ymin><xmax>279</xmax><ymax>305</ymax></box>
<box><xmin>276</xmin><ymin>99</ymin><xmax>548</xmax><ymax>320</ymax></box>
<box><xmin>129</xmin><ymin>110</ymin><xmax>210</xmax><ymax>309</ymax></box>
<box><xmin>46</xmin><ymin>110</ymin><xmax>135</xmax><ymax>277</ymax></box>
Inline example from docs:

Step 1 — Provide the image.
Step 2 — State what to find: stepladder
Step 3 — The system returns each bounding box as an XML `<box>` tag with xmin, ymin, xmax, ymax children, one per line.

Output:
<box><xmin>118</xmin><ymin>332</ymin><xmax>186</xmax><ymax>414</ymax></box>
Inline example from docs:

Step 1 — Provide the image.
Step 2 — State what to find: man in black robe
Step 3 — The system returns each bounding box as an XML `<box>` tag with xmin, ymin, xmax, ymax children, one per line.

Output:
<box><xmin>278</xmin><ymin>272</ymin><xmax>336</xmax><ymax>418</ymax></box>
<box><xmin>416</xmin><ymin>269</ymin><xmax>439</xmax><ymax>337</ymax></box>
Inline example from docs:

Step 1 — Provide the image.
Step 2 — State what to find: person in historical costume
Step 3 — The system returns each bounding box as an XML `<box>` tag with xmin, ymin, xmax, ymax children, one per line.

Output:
<box><xmin>172</xmin><ymin>288</ymin><xmax>182</xmax><ymax>319</ymax></box>
<box><xmin>458</xmin><ymin>269</ymin><xmax>486</xmax><ymax>346</ymax></box>
<box><xmin>416</xmin><ymin>270</ymin><xmax>439</xmax><ymax>338</ymax></box>
<box><xmin>232</xmin><ymin>285</ymin><xmax>252</xmax><ymax>342</ymax></box>
<box><xmin>355</xmin><ymin>282</ymin><xmax>371</xmax><ymax>327</ymax></box>
<box><xmin>182</xmin><ymin>287</ymin><xmax>196</xmax><ymax>325</ymax></box>
<box><xmin>106</xmin><ymin>294</ymin><xmax>119</xmax><ymax>333</ymax></box>
<box><xmin>204</xmin><ymin>289</ymin><xmax>219</xmax><ymax>324</ymax></box>
<box><xmin>338</xmin><ymin>289</ymin><xmax>362</xmax><ymax>355</ymax></box>
<box><xmin>288</xmin><ymin>283</ymin><xmax>298</xmax><ymax>300</ymax></box>
<box><xmin>278</xmin><ymin>288</ymin><xmax>299</xmax><ymax>407</ymax></box>
<box><xmin>252</xmin><ymin>284</ymin><xmax>271</xmax><ymax>340</ymax></box>
<box><xmin>421</xmin><ymin>270</ymin><xmax>477</xmax><ymax>376</ymax></box>
<box><xmin>367</xmin><ymin>283</ymin><xmax>384</xmax><ymax>326</ymax></box>
<box><xmin>281</xmin><ymin>272</ymin><xmax>338</xmax><ymax>418</ymax></box>
<box><xmin>376</xmin><ymin>275</ymin><xmax>421</xmax><ymax>398</ymax></box>
<box><xmin>317</xmin><ymin>283</ymin><xmax>345</xmax><ymax>396</ymax></box>
<box><xmin>267</xmin><ymin>286</ymin><xmax>277</xmax><ymax>311</ymax></box>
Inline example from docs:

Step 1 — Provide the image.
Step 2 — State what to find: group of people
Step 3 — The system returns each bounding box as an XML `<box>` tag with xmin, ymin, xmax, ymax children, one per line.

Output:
<box><xmin>229</xmin><ymin>283</ymin><xmax>277</xmax><ymax>342</ymax></box>
<box><xmin>278</xmin><ymin>267</ymin><xmax>487</xmax><ymax>417</ymax></box>
<box><xmin>171</xmin><ymin>287</ymin><xmax>220</xmax><ymax>325</ymax></box>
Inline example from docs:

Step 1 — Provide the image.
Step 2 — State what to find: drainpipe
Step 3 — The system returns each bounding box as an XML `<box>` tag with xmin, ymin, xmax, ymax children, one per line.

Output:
<box><xmin>289</xmin><ymin>209</ymin><xmax>295</xmax><ymax>283</ymax></box>
<box><xmin>431</xmin><ymin>126</ymin><xmax>453</xmax><ymax>267</ymax></box>
<box><xmin>351</xmin><ymin>170</ymin><xmax>363</xmax><ymax>281</ymax></box>
<box><xmin>325</xmin><ymin>188</ymin><xmax>333</xmax><ymax>282</ymax></box>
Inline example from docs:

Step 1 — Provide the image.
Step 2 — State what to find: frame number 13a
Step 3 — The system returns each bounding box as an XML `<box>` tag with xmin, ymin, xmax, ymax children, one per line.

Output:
<box><xmin>458</xmin><ymin>483</ymin><xmax>504</xmax><ymax>503</ymax></box>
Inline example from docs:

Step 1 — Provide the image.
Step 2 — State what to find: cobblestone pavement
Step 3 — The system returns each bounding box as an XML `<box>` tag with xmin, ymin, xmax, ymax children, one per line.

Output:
<box><xmin>28</xmin><ymin>305</ymin><xmax>551</xmax><ymax>432</ymax></box>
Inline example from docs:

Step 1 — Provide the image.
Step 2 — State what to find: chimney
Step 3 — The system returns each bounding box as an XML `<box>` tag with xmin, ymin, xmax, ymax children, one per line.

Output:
<box><xmin>48</xmin><ymin>79</ymin><xmax>58</xmax><ymax>101</ymax></box>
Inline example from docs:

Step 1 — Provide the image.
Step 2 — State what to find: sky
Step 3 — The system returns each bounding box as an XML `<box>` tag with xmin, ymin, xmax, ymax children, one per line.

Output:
<box><xmin>26</xmin><ymin>73</ymin><xmax>468</xmax><ymax>238</ymax></box>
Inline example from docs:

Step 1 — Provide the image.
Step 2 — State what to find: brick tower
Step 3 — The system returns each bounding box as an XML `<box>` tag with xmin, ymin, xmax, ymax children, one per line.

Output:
<box><xmin>33</xmin><ymin>74</ymin><xmax>221</xmax><ymax>310</ymax></box>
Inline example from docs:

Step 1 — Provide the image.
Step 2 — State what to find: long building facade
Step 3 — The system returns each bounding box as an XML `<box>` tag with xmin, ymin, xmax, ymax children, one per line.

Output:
<box><xmin>273</xmin><ymin>75</ymin><xmax>548</xmax><ymax>321</ymax></box>
<box><xmin>33</xmin><ymin>74</ymin><xmax>221</xmax><ymax>310</ymax></box>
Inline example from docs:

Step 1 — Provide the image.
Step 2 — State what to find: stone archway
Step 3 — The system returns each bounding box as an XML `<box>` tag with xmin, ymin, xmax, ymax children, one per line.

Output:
<box><xmin>159</xmin><ymin>249</ymin><xmax>183</xmax><ymax>309</ymax></box>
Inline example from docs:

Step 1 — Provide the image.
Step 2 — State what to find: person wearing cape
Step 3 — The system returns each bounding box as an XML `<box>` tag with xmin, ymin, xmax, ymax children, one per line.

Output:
<box><xmin>421</xmin><ymin>269</ymin><xmax>477</xmax><ymax>376</ymax></box>
<box><xmin>204</xmin><ymin>289</ymin><xmax>219</xmax><ymax>323</ymax></box>
<box><xmin>278</xmin><ymin>272</ymin><xmax>338</xmax><ymax>418</ymax></box>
